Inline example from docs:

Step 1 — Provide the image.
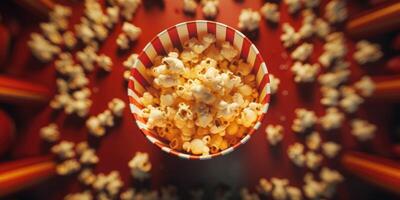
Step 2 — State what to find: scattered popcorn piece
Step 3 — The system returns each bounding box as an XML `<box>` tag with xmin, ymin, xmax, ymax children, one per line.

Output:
<box><xmin>354</xmin><ymin>76</ymin><xmax>375</xmax><ymax>97</ymax></box>
<box><xmin>50</xmin><ymin>93</ymin><xmax>72</xmax><ymax>111</ymax></box>
<box><xmin>77</xmin><ymin>46</ymin><xmax>98</xmax><ymax>72</ymax></box>
<box><xmin>322</xmin><ymin>142</ymin><xmax>341</xmax><ymax>158</ymax></box>
<box><xmin>298</xmin><ymin>10</ymin><xmax>315</xmax><ymax>39</ymax></box>
<box><xmin>284</xmin><ymin>0</ymin><xmax>301</xmax><ymax>14</ymax></box>
<box><xmin>305</xmin><ymin>151</ymin><xmax>323</xmax><ymax>170</ymax></box>
<box><xmin>64</xmin><ymin>191</ymin><xmax>92</xmax><ymax>200</ymax></box>
<box><xmin>286</xmin><ymin>186</ymin><xmax>302</xmax><ymax>200</ymax></box>
<box><xmin>325</xmin><ymin>0</ymin><xmax>348</xmax><ymax>24</ymax></box>
<box><xmin>64</xmin><ymin>88</ymin><xmax>92</xmax><ymax>117</ymax></box>
<box><xmin>92</xmin><ymin>24</ymin><xmax>109</xmax><ymax>41</ymax></box>
<box><xmin>265</xmin><ymin>124</ymin><xmax>284</xmax><ymax>145</ymax></box>
<box><xmin>63</xmin><ymin>31</ymin><xmax>77</xmax><ymax>49</ymax></box>
<box><xmin>86</xmin><ymin>108</ymin><xmax>115</xmax><ymax>137</ymax></box>
<box><xmin>319</xmin><ymin>107</ymin><xmax>344</xmax><ymax>130</ymax></box>
<box><xmin>318</xmin><ymin>69</ymin><xmax>350</xmax><ymax>88</ymax></box>
<box><xmin>183</xmin><ymin>0</ymin><xmax>198</xmax><ymax>14</ymax></box>
<box><xmin>354</xmin><ymin>40</ymin><xmax>383</xmax><ymax>65</ymax></box>
<box><xmin>40</xmin><ymin>123</ymin><xmax>60</xmax><ymax>142</ymax></box>
<box><xmin>108</xmin><ymin>98</ymin><xmax>126</xmax><ymax>117</ymax></box>
<box><xmin>320</xmin><ymin>87</ymin><xmax>339</xmax><ymax>107</ymax></box>
<box><xmin>292</xmin><ymin>108</ymin><xmax>317</xmax><ymax>133</ymax></box>
<box><xmin>129</xmin><ymin>152</ymin><xmax>152</xmax><ymax>180</ymax></box>
<box><xmin>304</xmin><ymin>0</ymin><xmax>320</xmax><ymax>8</ymax></box>
<box><xmin>291</xmin><ymin>62</ymin><xmax>319</xmax><ymax>83</ymax></box>
<box><xmin>319</xmin><ymin>32</ymin><xmax>347</xmax><ymax>67</ymax></box>
<box><xmin>92</xmin><ymin>171</ymin><xmax>123</xmax><ymax>197</ymax></box>
<box><xmin>291</xmin><ymin>43</ymin><xmax>313</xmax><ymax>61</ymax></box>
<box><xmin>80</xmin><ymin>148</ymin><xmax>99</xmax><ymax>165</ymax></box>
<box><xmin>281</xmin><ymin>23</ymin><xmax>300</xmax><ymax>48</ymax></box>
<box><xmin>260</xmin><ymin>3</ymin><xmax>280</xmax><ymax>23</ymax></box>
<box><xmin>314</xmin><ymin>18</ymin><xmax>330</xmax><ymax>38</ymax></box>
<box><xmin>320</xmin><ymin>167</ymin><xmax>344</xmax><ymax>185</ymax></box>
<box><xmin>84</xmin><ymin>0</ymin><xmax>108</xmax><ymax>25</ymax></box>
<box><xmin>320</xmin><ymin>167</ymin><xmax>344</xmax><ymax>198</ymax></box>
<box><xmin>79</xmin><ymin>169</ymin><xmax>97</xmax><ymax>186</ymax></box>
<box><xmin>123</xmin><ymin>54</ymin><xmax>138</xmax><ymax>80</ymax></box>
<box><xmin>49</xmin><ymin>4</ymin><xmax>71</xmax><ymax>31</ymax></box>
<box><xmin>287</xmin><ymin>143</ymin><xmax>305</xmax><ymax>167</ymax></box>
<box><xmin>123</xmin><ymin>53</ymin><xmax>138</xmax><ymax>69</ymax></box>
<box><xmin>202</xmin><ymin>0</ymin><xmax>219</xmax><ymax>19</ymax></box>
<box><xmin>75</xmin><ymin>141</ymin><xmax>89</xmax><ymax>155</ymax></box>
<box><xmin>57</xmin><ymin>159</ymin><xmax>81</xmax><ymax>175</ymax></box>
<box><xmin>305</xmin><ymin>132</ymin><xmax>321</xmax><ymax>150</ymax></box>
<box><xmin>269</xmin><ymin>74</ymin><xmax>280</xmax><ymax>94</ymax></box>
<box><xmin>122</xmin><ymin>22</ymin><xmax>142</xmax><ymax>42</ymax></box>
<box><xmin>238</xmin><ymin>9</ymin><xmax>261</xmax><ymax>31</ymax></box>
<box><xmin>40</xmin><ymin>22</ymin><xmax>63</xmax><ymax>45</ymax></box>
<box><xmin>351</xmin><ymin>119</ymin><xmax>376</xmax><ymax>141</ymax></box>
<box><xmin>28</xmin><ymin>33</ymin><xmax>61</xmax><ymax>62</ymax></box>
<box><xmin>107</xmin><ymin>177</ymin><xmax>124</xmax><ymax>197</ymax></box>
<box><xmin>339</xmin><ymin>86</ymin><xmax>364</xmax><ymax>113</ymax></box>
<box><xmin>303</xmin><ymin>173</ymin><xmax>325</xmax><ymax>199</ymax></box>
<box><xmin>97</xmin><ymin>54</ymin><xmax>113</xmax><ymax>72</ymax></box>
<box><xmin>256</xmin><ymin>178</ymin><xmax>272</xmax><ymax>195</ymax></box>
<box><xmin>271</xmin><ymin>178</ymin><xmax>289</xmax><ymax>200</ymax></box>
<box><xmin>106</xmin><ymin>6</ymin><xmax>120</xmax><ymax>28</ymax></box>
<box><xmin>86</xmin><ymin>117</ymin><xmax>105</xmax><ymax>137</ymax></box>
<box><xmin>52</xmin><ymin>140</ymin><xmax>75</xmax><ymax>159</ymax></box>
<box><xmin>74</xmin><ymin>18</ymin><xmax>95</xmax><ymax>44</ymax></box>
<box><xmin>117</xmin><ymin>33</ymin><xmax>130</xmax><ymax>50</ymax></box>
<box><xmin>118</xmin><ymin>0</ymin><xmax>141</xmax><ymax>20</ymax></box>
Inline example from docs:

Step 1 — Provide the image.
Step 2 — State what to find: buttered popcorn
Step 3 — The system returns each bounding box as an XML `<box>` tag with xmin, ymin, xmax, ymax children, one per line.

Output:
<box><xmin>139</xmin><ymin>34</ymin><xmax>263</xmax><ymax>155</ymax></box>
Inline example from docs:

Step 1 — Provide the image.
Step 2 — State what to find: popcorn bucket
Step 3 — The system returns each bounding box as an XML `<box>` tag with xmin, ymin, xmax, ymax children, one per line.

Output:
<box><xmin>127</xmin><ymin>20</ymin><xmax>271</xmax><ymax>160</ymax></box>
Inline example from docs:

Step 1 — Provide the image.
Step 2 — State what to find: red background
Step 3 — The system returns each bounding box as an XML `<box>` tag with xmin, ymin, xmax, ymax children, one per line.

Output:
<box><xmin>0</xmin><ymin>0</ymin><xmax>398</xmax><ymax>199</ymax></box>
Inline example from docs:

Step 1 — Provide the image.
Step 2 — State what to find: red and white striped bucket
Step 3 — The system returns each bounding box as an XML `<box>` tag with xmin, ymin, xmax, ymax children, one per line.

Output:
<box><xmin>127</xmin><ymin>20</ymin><xmax>271</xmax><ymax>160</ymax></box>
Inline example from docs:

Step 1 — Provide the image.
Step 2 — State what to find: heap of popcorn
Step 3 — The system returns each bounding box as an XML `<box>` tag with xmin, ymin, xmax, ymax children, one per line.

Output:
<box><xmin>24</xmin><ymin>0</ymin><xmax>387</xmax><ymax>199</ymax></box>
<box><xmin>139</xmin><ymin>34</ymin><xmax>263</xmax><ymax>156</ymax></box>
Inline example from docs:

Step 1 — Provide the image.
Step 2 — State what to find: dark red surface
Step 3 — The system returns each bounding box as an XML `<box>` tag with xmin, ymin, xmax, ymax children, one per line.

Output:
<box><xmin>0</xmin><ymin>110</ymin><xmax>14</xmax><ymax>156</ymax></box>
<box><xmin>1</xmin><ymin>0</ymin><xmax>398</xmax><ymax>199</ymax></box>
